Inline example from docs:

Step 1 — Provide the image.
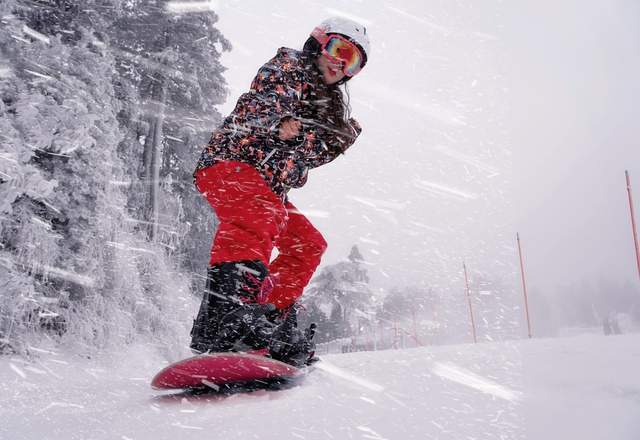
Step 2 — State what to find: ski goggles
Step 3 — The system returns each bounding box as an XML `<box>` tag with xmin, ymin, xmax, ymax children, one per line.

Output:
<box><xmin>312</xmin><ymin>28</ymin><xmax>365</xmax><ymax>77</ymax></box>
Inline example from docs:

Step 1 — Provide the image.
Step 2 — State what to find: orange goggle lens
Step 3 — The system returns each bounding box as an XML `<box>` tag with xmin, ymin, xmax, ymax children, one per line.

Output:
<box><xmin>323</xmin><ymin>37</ymin><xmax>363</xmax><ymax>77</ymax></box>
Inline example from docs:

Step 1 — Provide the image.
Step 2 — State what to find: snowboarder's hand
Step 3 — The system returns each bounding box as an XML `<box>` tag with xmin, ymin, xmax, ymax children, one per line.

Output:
<box><xmin>278</xmin><ymin>117</ymin><xmax>302</xmax><ymax>141</ymax></box>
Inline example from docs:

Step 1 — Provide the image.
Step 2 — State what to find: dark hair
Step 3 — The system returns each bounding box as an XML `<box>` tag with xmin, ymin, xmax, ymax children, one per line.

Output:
<box><xmin>302</xmin><ymin>36</ymin><xmax>353</xmax><ymax>132</ymax></box>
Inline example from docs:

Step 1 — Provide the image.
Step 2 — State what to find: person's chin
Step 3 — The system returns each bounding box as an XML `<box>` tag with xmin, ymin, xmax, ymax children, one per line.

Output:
<box><xmin>323</xmin><ymin>73</ymin><xmax>341</xmax><ymax>85</ymax></box>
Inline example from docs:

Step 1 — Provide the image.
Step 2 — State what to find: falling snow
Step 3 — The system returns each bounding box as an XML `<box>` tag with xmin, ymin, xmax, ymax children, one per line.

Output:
<box><xmin>0</xmin><ymin>0</ymin><xmax>638</xmax><ymax>439</ymax></box>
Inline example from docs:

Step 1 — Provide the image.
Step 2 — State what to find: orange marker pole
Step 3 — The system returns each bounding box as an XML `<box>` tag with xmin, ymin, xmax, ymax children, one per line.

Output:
<box><xmin>517</xmin><ymin>233</ymin><xmax>532</xmax><ymax>338</ymax></box>
<box><xmin>463</xmin><ymin>262</ymin><xmax>478</xmax><ymax>343</ymax></box>
<box><xmin>626</xmin><ymin>171</ymin><xmax>640</xmax><ymax>281</ymax></box>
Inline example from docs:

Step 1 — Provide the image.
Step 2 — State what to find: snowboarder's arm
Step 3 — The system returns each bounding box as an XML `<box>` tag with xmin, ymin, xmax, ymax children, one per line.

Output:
<box><xmin>231</xmin><ymin>61</ymin><xmax>306</xmax><ymax>141</ymax></box>
<box><xmin>303</xmin><ymin>117</ymin><xmax>362</xmax><ymax>168</ymax></box>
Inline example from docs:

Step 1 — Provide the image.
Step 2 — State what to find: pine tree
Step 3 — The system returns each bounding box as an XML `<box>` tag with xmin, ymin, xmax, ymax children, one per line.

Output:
<box><xmin>303</xmin><ymin>245</ymin><xmax>375</xmax><ymax>342</ymax></box>
<box><xmin>348</xmin><ymin>244</ymin><xmax>364</xmax><ymax>263</ymax></box>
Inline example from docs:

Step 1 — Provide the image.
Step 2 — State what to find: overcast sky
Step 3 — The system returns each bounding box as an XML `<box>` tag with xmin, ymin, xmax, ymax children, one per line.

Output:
<box><xmin>208</xmin><ymin>0</ymin><xmax>640</xmax><ymax>300</ymax></box>
<box><xmin>504</xmin><ymin>1</ymin><xmax>640</xmax><ymax>293</ymax></box>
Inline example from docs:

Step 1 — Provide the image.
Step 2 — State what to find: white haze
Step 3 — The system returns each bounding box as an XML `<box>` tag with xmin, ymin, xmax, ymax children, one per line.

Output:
<box><xmin>212</xmin><ymin>0</ymin><xmax>640</xmax><ymax>331</ymax></box>
<box><xmin>215</xmin><ymin>0</ymin><xmax>514</xmax><ymax>298</ymax></box>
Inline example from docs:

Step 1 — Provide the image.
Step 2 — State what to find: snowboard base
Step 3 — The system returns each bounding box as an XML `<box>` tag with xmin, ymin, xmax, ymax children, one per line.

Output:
<box><xmin>151</xmin><ymin>351</ymin><xmax>303</xmax><ymax>392</ymax></box>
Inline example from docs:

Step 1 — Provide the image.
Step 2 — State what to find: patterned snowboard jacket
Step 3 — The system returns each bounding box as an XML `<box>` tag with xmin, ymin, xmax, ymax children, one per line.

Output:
<box><xmin>195</xmin><ymin>47</ymin><xmax>362</xmax><ymax>200</ymax></box>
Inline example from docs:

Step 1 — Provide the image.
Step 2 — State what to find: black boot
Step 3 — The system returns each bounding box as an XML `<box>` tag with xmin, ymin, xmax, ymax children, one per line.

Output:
<box><xmin>269</xmin><ymin>306</ymin><xmax>318</xmax><ymax>367</ymax></box>
<box><xmin>190</xmin><ymin>261</ymin><xmax>276</xmax><ymax>354</ymax></box>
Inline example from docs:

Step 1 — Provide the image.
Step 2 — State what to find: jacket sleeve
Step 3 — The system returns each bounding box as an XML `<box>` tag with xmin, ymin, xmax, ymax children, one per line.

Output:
<box><xmin>228</xmin><ymin>57</ymin><xmax>306</xmax><ymax>141</ymax></box>
<box><xmin>302</xmin><ymin>117</ymin><xmax>362</xmax><ymax>168</ymax></box>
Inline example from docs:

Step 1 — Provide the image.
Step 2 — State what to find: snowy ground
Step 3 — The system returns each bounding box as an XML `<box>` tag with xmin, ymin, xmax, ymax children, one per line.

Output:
<box><xmin>1</xmin><ymin>334</ymin><xmax>639</xmax><ymax>440</ymax></box>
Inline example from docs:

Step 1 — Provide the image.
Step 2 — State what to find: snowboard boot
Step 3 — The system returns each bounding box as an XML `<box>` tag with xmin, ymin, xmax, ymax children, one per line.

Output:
<box><xmin>190</xmin><ymin>260</ymin><xmax>276</xmax><ymax>354</ymax></box>
<box><xmin>269</xmin><ymin>305</ymin><xmax>318</xmax><ymax>367</ymax></box>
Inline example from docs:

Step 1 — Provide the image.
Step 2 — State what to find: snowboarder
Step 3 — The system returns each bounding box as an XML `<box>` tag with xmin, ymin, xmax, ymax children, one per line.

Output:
<box><xmin>189</xmin><ymin>17</ymin><xmax>370</xmax><ymax>367</ymax></box>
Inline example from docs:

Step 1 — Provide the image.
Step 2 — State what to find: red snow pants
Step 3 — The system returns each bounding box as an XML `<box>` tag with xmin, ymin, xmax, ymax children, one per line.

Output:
<box><xmin>194</xmin><ymin>161</ymin><xmax>327</xmax><ymax>309</ymax></box>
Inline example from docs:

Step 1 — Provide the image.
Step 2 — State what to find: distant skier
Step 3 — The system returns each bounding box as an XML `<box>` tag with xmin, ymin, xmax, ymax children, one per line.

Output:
<box><xmin>190</xmin><ymin>18</ymin><xmax>370</xmax><ymax>366</ymax></box>
<box><xmin>603</xmin><ymin>317</ymin><xmax>611</xmax><ymax>336</ymax></box>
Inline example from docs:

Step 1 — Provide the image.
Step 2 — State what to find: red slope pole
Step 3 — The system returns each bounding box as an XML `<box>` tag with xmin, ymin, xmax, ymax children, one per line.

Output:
<box><xmin>517</xmin><ymin>233</ymin><xmax>532</xmax><ymax>338</ymax></box>
<box><xmin>626</xmin><ymin>171</ymin><xmax>640</xmax><ymax>282</ymax></box>
<box><xmin>463</xmin><ymin>262</ymin><xmax>478</xmax><ymax>343</ymax></box>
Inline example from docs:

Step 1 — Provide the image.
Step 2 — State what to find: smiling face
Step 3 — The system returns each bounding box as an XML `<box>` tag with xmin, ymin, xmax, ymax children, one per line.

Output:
<box><xmin>316</xmin><ymin>53</ymin><xmax>347</xmax><ymax>85</ymax></box>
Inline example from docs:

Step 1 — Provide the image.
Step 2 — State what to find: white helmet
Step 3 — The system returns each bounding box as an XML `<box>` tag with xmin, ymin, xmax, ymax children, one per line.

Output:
<box><xmin>312</xmin><ymin>17</ymin><xmax>370</xmax><ymax>63</ymax></box>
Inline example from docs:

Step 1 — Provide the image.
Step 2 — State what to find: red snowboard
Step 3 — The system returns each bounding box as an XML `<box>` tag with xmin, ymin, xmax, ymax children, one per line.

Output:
<box><xmin>151</xmin><ymin>351</ymin><xmax>303</xmax><ymax>391</ymax></box>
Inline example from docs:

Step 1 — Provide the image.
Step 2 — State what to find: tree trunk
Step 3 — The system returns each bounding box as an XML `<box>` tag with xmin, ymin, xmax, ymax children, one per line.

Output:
<box><xmin>141</xmin><ymin>80</ymin><xmax>167</xmax><ymax>241</ymax></box>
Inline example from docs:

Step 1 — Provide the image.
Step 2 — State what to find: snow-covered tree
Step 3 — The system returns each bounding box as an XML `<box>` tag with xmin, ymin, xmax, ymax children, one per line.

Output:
<box><xmin>108</xmin><ymin>0</ymin><xmax>230</xmax><ymax>279</ymax></box>
<box><xmin>0</xmin><ymin>0</ymin><xmax>229</xmax><ymax>355</ymax></box>
<box><xmin>0</xmin><ymin>0</ymin><xmax>129</xmax><ymax>352</ymax></box>
<box><xmin>377</xmin><ymin>284</ymin><xmax>440</xmax><ymax>346</ymax></box>
<box><xmin>302</xmin><ymin>245</ymin><xmax>375</xmax><ymax>342</ymax></box>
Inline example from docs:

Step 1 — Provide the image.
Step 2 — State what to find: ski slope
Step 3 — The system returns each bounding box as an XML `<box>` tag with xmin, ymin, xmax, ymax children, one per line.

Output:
<box><xmin>1</xmin><ymin>334</ymin><xmax>639</xmax><ymax>440</ymax></box>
